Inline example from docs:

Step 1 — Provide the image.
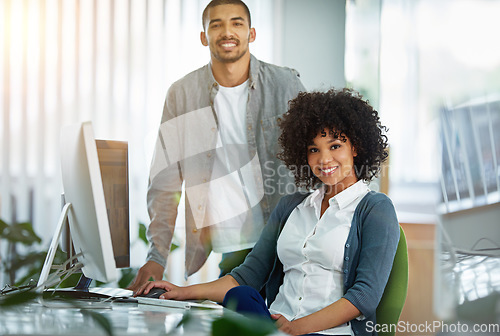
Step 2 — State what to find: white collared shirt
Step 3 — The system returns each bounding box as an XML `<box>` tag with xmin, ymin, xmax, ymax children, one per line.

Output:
<box><xmin>269</xmin><ymin>180</ymin><xmax>370</xmax><ymax>335</ymax></box>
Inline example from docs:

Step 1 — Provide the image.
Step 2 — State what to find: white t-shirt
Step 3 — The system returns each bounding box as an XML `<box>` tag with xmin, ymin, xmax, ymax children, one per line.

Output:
<box><xmin>270</xmin><ymin>180</ymin><xmax>370</xmax><ymax>335</ymax></box>
<box><xmin>206</xmin><ymin>80</ymin><xmax>265</xmax><ymax>253</ymax></box>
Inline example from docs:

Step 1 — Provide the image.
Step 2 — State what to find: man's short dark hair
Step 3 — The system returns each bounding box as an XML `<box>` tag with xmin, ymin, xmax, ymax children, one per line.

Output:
<box><xmin>202</xmin><ymin>0</ymin><xmax>252</xmax><ymax>31</ymax></box>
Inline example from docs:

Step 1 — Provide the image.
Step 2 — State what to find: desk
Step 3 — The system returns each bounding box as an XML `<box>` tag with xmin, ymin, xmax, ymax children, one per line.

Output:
<box><xmin>434</xmin><ymin>202</ymin><xmax>500</xmax><ymax>323</ymax></box>
<box><xmin>0</xmin><ymin>300</ymin><xmax>223</xmax><ymax>335</ymax></box>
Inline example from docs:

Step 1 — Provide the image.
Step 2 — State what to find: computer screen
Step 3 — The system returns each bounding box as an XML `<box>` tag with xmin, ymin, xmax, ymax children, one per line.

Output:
<box><xmin>440</xmin><ymin>97</ymin><xmax>500</xmax><ymax>209</ymax></box>
<box><xmin>38</xmin><ymin>121</ymin><xmax>127</xmax><ymax>290</ymax></box>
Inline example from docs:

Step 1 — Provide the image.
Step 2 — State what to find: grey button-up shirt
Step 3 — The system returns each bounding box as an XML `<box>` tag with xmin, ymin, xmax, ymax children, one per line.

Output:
<box><xmin>147</xmin><ymin>54</ymin><xmax>305</xmax><ymax>277</ymax></box>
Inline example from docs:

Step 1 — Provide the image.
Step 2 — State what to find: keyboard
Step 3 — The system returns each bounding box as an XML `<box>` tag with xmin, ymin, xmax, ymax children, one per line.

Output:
<box><xmin>137</xmin><ymin>297</ymin><xmax>222</xmax><ymax>310</ymax></box>
<box><xmin>42</xmin><ymin>287</ymin><xmax>133</xmax><ymax>300</ymax></box>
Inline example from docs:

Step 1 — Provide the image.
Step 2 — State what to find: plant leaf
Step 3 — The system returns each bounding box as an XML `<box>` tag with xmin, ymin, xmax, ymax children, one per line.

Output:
<box><xmin>0</xmin><ymin>289</ymin><xmax>39</xmax><ymax>307</ymax></box>
<box><xmin>6</xmin><ymin>251</ymin><xmax>47</xmax><ymax>273</ymax></box>
<box><xmin>138</xmin><ymin>223</ymin><xmax>149</xmax><ymax>245</ymax></box>
<box><xmin>11</xmin><ymin>252</ymin><xmax>48</xmax><ymax>287</ymax></box>
<box><xmin>165</xmin><ymin>312</ymin><xmax>192</xmax><ymax>336</ymax></box>
<box><xmin>80</xmin><ymin>310</ymin><xmax>114</xmax><ymax>336</ymax></box>
<box><xmin>211</xmin><ymin>313</ymin><xmax>276</xmax><ymax>336</ymax></box>
<box><xmin>3</xmin><ymin>222</ymin><xmax>42</xmax><ymax>245</ymax></box>
<box><xmin>118</xmin><ymin>267</ymin><xmax>136</xmax><ymax>289</ymax></box>
<box><xmin>0</xmin><ymin>219</ymin><xmax>9</xmax><ymax>234</ymax></box>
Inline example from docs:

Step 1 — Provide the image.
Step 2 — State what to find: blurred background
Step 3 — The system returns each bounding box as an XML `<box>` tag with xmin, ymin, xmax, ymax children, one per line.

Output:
<box><xmin>1</xmin><ymin>0</ymin><xmax>499</xmax><ymax>334</ymax></box>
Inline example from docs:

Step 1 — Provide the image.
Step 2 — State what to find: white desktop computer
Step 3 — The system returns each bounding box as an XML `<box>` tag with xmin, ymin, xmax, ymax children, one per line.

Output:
<box><xmin>38</xmin><ymin>121</ymin><xmax>131</xmax><ymax>299</ymax></box>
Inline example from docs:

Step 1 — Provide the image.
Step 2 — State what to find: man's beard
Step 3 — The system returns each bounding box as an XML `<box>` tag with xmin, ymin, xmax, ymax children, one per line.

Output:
<box><xmin>212</xmin><ymin>38</ymin><xmax>249</xmax><ymax>63</ymax></box>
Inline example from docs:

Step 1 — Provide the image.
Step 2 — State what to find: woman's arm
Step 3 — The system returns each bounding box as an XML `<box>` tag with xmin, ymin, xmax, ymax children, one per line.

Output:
<box><xmin>344</xmin><ymin>194</ymin><xmax>400</xmax><ymax>317</ymax></box>
<box><xmin>133</xmin><ymin>274</ymin><xmax>240</xmax><ymax>303</ymax></box>
<box><xmin>272</xmin><ymin>298</ymin><xmax>360</xmax><ymax>336</ymax></box>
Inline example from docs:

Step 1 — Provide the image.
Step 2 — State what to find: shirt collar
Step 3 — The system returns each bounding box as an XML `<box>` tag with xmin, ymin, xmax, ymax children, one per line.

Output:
<box><xmin>248</xmin><ymin>54</ymin><xmax>258</xmax><ymax>89</ymax></box>
<box><xmin>304</xmin><ymin>187</ymin><xmax>325</xmax><ymax>208</ymax></box>
<box><xmin>334</xmin><ymin>180</ymin><xmax>370</xmax><ymax>209</ymax></box>
<box><xmin>303</xmin><ymin>180</ymin><xmax>370</xmax><ymax>210</ymax></box>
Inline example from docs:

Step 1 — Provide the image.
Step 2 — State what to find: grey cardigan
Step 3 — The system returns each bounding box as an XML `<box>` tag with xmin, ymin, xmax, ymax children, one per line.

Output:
<box><xmin>229</xmin><ymin>191</ymin><xmax>400</xmax><ymax>336</ymax></box>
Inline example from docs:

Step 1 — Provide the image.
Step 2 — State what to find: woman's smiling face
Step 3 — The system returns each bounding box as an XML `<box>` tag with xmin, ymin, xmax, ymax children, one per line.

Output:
<box><xmin>307</xmin><ymin>128</ymin><xmax>359</xmax><ymax>197</ymax></box>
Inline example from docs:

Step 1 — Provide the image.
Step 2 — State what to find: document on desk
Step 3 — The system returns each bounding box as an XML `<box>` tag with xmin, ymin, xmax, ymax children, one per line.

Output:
<box><xmin>137</xmin><ymin>297</ymin><xmax>222</xmax><ymax>310</ymax></box>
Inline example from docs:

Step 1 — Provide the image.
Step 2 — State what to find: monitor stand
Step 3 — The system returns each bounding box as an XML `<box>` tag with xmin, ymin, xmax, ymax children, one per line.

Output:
<box><xmin>37</xmin><ymin>203</ymin><xmax>132</xmax><ymax>301</ymax></box>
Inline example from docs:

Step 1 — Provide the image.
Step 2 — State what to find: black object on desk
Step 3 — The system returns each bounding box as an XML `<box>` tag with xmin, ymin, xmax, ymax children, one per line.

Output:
<box><xmin>137</xmin><ymin>288</ymin><xmax>167</xmax><ymax>299</ymax></box>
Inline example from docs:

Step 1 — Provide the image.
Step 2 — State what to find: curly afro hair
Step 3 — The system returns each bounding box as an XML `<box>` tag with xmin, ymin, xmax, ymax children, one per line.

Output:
<box><xmin>277</xmin><ymin>88</ymin><xmax>389</xmax><ymax>189</ymax></box>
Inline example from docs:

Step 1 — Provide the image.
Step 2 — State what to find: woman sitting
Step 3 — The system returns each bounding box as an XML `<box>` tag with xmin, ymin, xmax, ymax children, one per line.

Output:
<box><xmin>134</xmin><ymin>88</ymin><xmax>400</xmax><ymax>336</ymax></box>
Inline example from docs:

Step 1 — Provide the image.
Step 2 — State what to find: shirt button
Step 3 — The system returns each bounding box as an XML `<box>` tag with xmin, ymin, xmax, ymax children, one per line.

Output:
<box><xmin>343</xmin><ymin>269</ymin><xmax>348</xmax><ymax>274</ymax></box>
<box><xmin>203</xmin><ymin>178</ymin><xmax>207</xmax><ymax>183</ymax></box>
<box><xmin>345</xmin><ymin>256</ymin><xmax>349</xmax><ymax>261</ymax></box>
<box><xmin>198</xmin><ymin>205</ymin><xmax>202</xmax><ymax>210</ymax></box>
<box><xmin>345</xmin><ymin>244</ymin><xmax>350</xmax><ymax>248</ymax></box>
<box><xmin>247</xmin><ymin>125</ymin><xmax>252</xmax><ymax>130</ymax></box>
<box><xmin>299</xmin><ymin>297</ymin><xmax>302</xmax><ymax>300</ymax></box>
<box><xmin>207</xmin><ymin>153</ymin><xmax>212</xmax><ymax>158</ymax></box>
<box><xmin>211</xmin><ymin>127</ymin><xmax>216</xmax><ymax>132</ymax></box>
<box><xmin>193</xmin><ymin>228</ymin><xmax>198</xmax><ymax>233</ymax></box>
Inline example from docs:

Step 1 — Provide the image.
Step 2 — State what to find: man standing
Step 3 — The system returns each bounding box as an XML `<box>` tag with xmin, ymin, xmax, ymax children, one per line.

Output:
<box><xmin>129</xmin><ymin>0</ymin><xmax>305</xmax><ymax>291</ymax></box>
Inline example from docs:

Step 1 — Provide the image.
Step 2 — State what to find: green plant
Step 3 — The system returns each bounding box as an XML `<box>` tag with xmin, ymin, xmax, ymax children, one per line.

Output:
<box><xmin>0</xmin><ymin>219</ymin><xmax>46</xmax><ymax>286</ymax></box>
<box><xmin>211</xmin><ymin>312</ymin><xmax>277</xmax><ymax>336</ymax></box>
<box><xmin>0</xmin><ymin>218</ymin><xmax>83</xmax><ymax>289</ymax></box>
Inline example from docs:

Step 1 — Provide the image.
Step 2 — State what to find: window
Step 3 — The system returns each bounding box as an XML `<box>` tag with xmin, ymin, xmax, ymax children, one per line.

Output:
<box><xmin>346</xmin><ymin>0</ymin><xmax>500</xmax><ymax>218</ymax></box>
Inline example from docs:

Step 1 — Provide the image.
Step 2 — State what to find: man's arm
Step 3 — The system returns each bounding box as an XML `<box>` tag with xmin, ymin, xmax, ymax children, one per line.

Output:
<box><xmin>127</xmin><ymin>160</ymin><xmax>182</xmax><ymax>291</ymax></box>
<box><xmin>128</xmin><ymin>89</ymin><xmax>183</xmax><ymax>291</ymax></box>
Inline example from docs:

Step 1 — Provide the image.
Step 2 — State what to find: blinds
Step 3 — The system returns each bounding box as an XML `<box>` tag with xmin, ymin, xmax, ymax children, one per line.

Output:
<box><xmin>1</xmin><ymin>0</ymin><xmax>190</xmax><ymax>240</ymax></box>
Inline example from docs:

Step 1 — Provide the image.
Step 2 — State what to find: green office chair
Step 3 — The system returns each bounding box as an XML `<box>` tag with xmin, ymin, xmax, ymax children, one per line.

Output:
<box><xmin>375</xmin><ymin>226</ymin><xmax>409</xmax><ymax>336</ymax></box>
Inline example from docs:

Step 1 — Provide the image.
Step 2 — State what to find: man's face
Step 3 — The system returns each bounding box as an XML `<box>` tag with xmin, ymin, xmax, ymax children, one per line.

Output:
<box><xmin>201</xmin><ymin>4</ymin><xmax>255</xmax><ymax>64</ymax></box>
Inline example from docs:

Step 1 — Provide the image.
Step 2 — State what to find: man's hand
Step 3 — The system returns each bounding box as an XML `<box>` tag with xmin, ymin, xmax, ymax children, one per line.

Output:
<box><xmin>127</xmin><ymin>261</ymin><xmax>165</xmax><ymax>292</ymax></box>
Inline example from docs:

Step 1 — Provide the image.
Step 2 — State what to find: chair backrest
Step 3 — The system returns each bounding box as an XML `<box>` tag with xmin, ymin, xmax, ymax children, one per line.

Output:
<box><xmin>375</xmin><ymin>225</ymin><xmax>409</xmax><ymax>336</ymax></box>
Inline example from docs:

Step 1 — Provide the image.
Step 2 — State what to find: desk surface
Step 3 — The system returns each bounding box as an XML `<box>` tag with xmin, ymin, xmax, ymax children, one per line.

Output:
<box><xmin>0</xmin><ymin>300</ymin><xmax>223</xmax><ymax>335</ymax></box>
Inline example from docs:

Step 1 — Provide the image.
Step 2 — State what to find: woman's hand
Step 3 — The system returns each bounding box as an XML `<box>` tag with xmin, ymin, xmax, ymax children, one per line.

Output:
<box><xmin>271</xmin><ymin>314</ymin><xmax>300</xmax><ymax>335</ymax></box>
<box><xmin>133</xmin><ymin>280</ymin><xmax>191</xmax><ymax>301</ymax></box>
<box><xmin>271</xmin><ymin>298</ymin><xmax>360</xmax><ymax>335</ymax></box>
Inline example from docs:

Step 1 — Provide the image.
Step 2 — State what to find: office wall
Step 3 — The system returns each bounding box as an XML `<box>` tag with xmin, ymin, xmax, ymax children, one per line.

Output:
<box><xmin>277</xmin><ymin>0</ymin><xmax>346</xmax><ymax>91</ymax></box>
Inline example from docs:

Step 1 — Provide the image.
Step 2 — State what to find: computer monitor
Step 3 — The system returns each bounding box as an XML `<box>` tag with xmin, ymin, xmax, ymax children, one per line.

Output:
<box><xmin>37</xmin><ymin>121</ymin><xmax>130</xmax><ymax>297</ymax></box>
